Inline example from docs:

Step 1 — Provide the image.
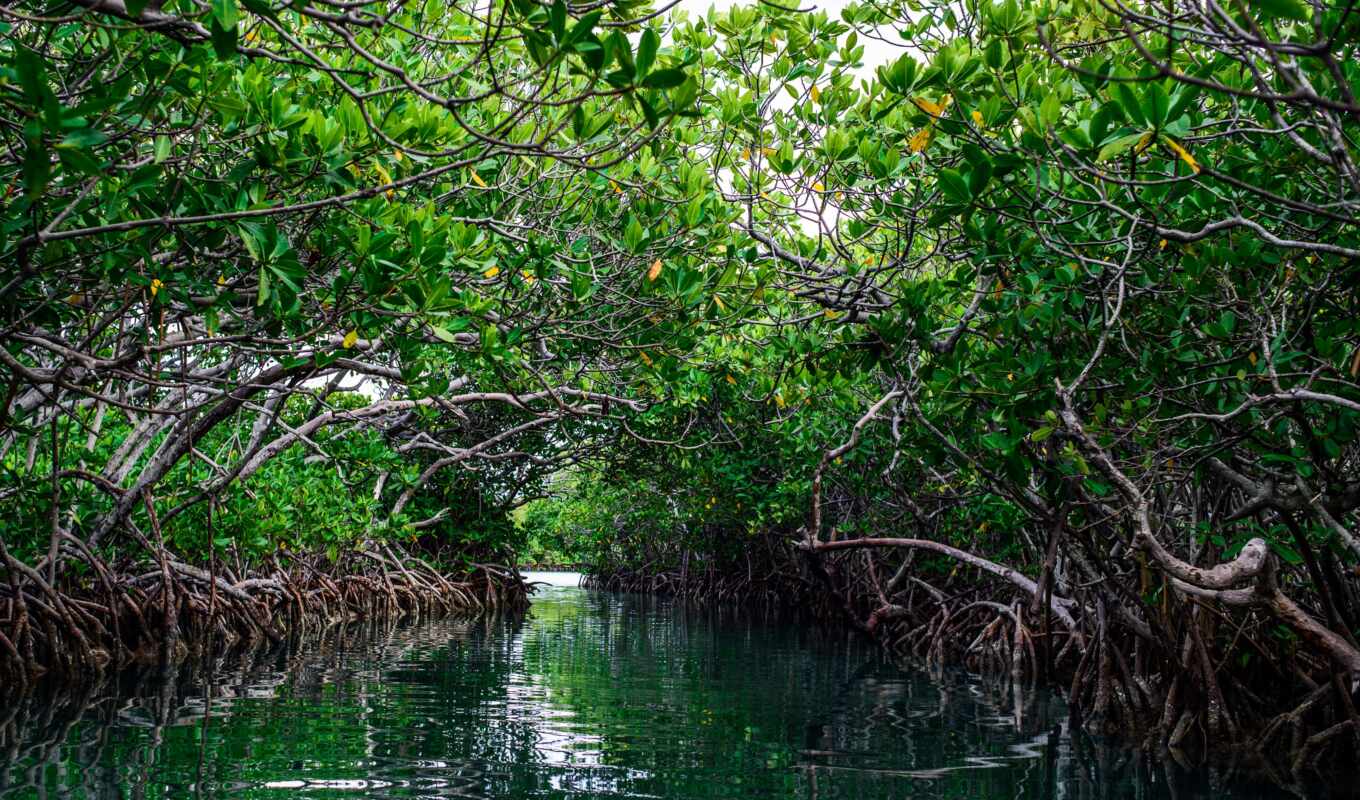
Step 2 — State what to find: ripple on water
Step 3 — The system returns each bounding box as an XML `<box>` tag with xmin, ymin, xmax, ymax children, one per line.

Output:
<box><xmin>0</xmin><ymin>578</ymin><xmax>1304</xmax><ymax>799</ymax></box>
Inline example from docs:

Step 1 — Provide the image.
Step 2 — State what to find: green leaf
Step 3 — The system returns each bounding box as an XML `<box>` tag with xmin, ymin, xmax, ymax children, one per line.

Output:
<box><xmin>1097</xmin><ymin>132</ymin><xmax>1146</xmax><ymax>162</ymax></box>
<box><xmin>15</xmin><ymin>46</ymin><xmax>49</xmax><ymax>104</ymax></box>
<box><xmin>983</xmin><ymin>39</ymin><xmax>1004</xmax><ymax>70</ymax></box>
<box><xmin>981</xmin><ymin>431</ymin><xmax>1012</xmax><ymax>452</ymax></box>
<box><xmin>1254</xmin><ymin>0</ymin><xmax>1309</xmax><ymax>21</ymax></box>
<box><xmin>1113</xmin><ymin>83</ymin><xmax>1145</xmax><ymax>126</ymax></box>
<box><xmin>57</xmin><ymin>129</ymin><xmax>106</xmax><ymax>149</ymax></box>
<box><xmin>210</xmin><ymin>17</ymin><xmax>238</xmax><ymax>59</ymax></box>
<box><xmin>642</xmin><ymin>68</ymin><xmax>686</xmax><ymax>90</ymax></box>
<box><xmin>671</xmin><ymin>77</ymin><xmax>700</xmax><ymax>111</ymax></box>
<box><xmin>566</xmin><ymin>10</ymin><xmax>601</xmax><ymax>40</ymax></box>
<box><xmin>429</xmin><ymin>324</ymin><xmax>461</xmax><ymax>343</ymax></box>
<box><xmin>549</xmin><ymin>0</ymin><xmax>567</xmax><ymax>40</ymax></box>
<box><xmin>21</xmin><ymin>136</ymin><xmax>50</xmax><ymax>199</ymax></box>
<box><xmin>937</xmin><ymin>168</ymin><xmax>970</xmax><ymax>203</ymax></box>
<box><xmin>1141</xmin><ymin>83</ymin><xmax>1169</xmax><ymax>129</ymax></box>
<box><xmin>1073</xmin><ymin>452</ymin><xmax>1091</xmax><ymax>475</ymax></box>
<box><xmin>211</xmin><ymin>0</ymin><xmax>239</xmax><ymax>29</ymax></box>
<box><xmin>1271</xmin><ymin>541</ymin><xmax>1304</xmax><ymax>565</ymax></box>
<box><xmin>1039</xmin><ymin>93</ymin><xmax>1060</xmax><ymax>128</ymax></box>
<box><xmin>607</xmin><ymin>31</ymin><xmax>634</xmax><ymax>79</ymax></box>
<box><xmin>1165</xmin><ymin>87</ymin><xmax>1200</xmax><ymax>124</ymax></box>
<box><xmin>636</xmin><ymin>29</ymin><xmax>659</xmax><ymax>78</ymax></box>
<box><xmin>968</xmin><ymin>161</ymin><xmax>992</xmax><ymax>197</ymax></box>
<box><xmin>1090</xmin><ymin>104</ymin><xmax>1116</xmax><ymax>148</ymax></box>
<box><xmin>637</xmin><ymin>94</ymin><xmax>659</xmax><ymax>129</ymax></box>
<box><xmin>623</xmin><ymin>216</ymin><xmax>646</xmax><ymax>252</ymax></box>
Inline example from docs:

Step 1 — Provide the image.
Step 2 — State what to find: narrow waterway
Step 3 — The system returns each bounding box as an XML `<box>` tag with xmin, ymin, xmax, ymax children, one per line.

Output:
<box><xmin>0</xmin><ymin>574</ymin><xmax>1298</xmax><ymax>798</ymax></box>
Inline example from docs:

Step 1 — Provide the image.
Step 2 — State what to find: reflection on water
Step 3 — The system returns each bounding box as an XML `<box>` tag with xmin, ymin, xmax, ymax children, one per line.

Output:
<box><xmin>0</xmin><ymin>580</ymin><xmax>1301</xmax><ymax>798</ymax></box>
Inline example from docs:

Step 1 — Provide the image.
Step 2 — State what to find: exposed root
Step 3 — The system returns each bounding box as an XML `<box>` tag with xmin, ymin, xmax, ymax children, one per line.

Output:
<box><xmin>0</xmin><ymin>540</ymin><xmax>527</xmax><ymax>687</ymax></box>
<box><xmin>585</xmin><ymin>548</ymin><xmax>1360</xmax><ymax>784</ymax></box>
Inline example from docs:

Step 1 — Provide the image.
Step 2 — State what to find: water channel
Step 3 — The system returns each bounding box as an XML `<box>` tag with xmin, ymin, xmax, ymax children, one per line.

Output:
<box><xmin>0</xmin><ymin>573</ymin><xmax>1305</xmax><ymax>798</ymax></box>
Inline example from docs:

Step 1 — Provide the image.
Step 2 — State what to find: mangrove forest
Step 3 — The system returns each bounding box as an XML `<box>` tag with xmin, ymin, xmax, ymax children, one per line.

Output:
<box><xmin>2</xmin><ymin>0</ymin><xmax>1359</xmax><ymax>793</ymax></box>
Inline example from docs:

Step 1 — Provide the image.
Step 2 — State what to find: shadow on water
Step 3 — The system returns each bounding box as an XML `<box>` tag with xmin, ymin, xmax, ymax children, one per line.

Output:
<box><xmin>0</xmin><ymin>580</ymin><xmax>1331</xmax><ymax>799</ymax></box>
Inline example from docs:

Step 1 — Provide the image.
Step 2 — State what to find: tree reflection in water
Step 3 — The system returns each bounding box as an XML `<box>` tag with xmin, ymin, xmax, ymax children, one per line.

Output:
<box><xmin>1</xmin><ymin>586</ymin><xmax>1303</xmax><ymax>799</ymax></box>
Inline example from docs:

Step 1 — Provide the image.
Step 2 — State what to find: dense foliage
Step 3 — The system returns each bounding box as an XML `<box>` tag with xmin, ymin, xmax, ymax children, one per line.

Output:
<box><xmin>4</xmin><ymin>0</ymin><xmax>1360</xmax><ymax>776</ymax></box>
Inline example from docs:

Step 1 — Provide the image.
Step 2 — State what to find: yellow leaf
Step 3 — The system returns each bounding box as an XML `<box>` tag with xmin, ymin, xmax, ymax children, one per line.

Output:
<box><xmin>726</xmin><ymin>374</ymin><xmax>736</xmax><ymax>385</ymax></box>
<box><xmin>216</xmin><ymin>274</ymin><xmax>226</xmax><ymax>286</ymax></box>
<box><xmin>611</xmin><ymin>180</ymin><xmax>622</xmax><ymax>194</ymax></box>
<box><xmin>647</xmin><ymin>259</ymin><xmax>663</xmax><ymax>282</ymax></box>
<box><xmin>1158</xmin><ymin>239</ymin><xmax>1168</xmax><ymax>249</ymax></box>
<box><xmin>908</xmin><ymin>127</ymin><xmax>932</xmax><ymax>153</ymax></box>
<box><xmin>713</xmin><ymin>294</ymin><xmax>726</xmax><ymax>311</ymax></box>
<box><xmin>741</xmin><ymin>148</ymin><xmax>750</xmax><ymax>161</ymax></box>
<box><xmin>521</xmin><ymin>270</ymin><xmax>536</xmax><ymax>283</ymax></box>
<box><xmin>484</xmin><ymin>265</ymin><xmax>500</xmax><ymax>278</ymax></box>
<box><xmin>775</xmin><ymin>392</ymin><xmax>786</xmax><ymax>408</ymax></box>
<box><xmin>342</xmin><ymin>330</ymin><xmax>358</xmax><ymax>349</ymax></box>
<box><xmin>823</xmin><ymin>309</ymin><xmax>839</xmax><ymax>319</ymax></box>
<box><xmin>640</xmin><ymin>351</ymin><xmax>653</xmax><ymax>366</ymax></box>
<box><xmin>812</xmin><ymin>182</ymin><xmax>824</xmax><ymax>192</ymax></box>
<box><xmin>149</xmin><ymin>278</ymin><xmax>163</xmax><ymax>297</ymax></box>
<box><xmin>971</xmin><ymin>109</ymin><xmax>985</xmax><ymax>127</ymax></box>
<box><xmin>810</xmin><ymin>85</ymin><xmax>821</xmax><ymax>104</ymax></box>
<box><xmin>1163</xmin><ymin>137</ymin><xmax>1201</xmax><ymax>174</ymax></box>
<box><xmin>373</xmin><ymin>162</ymin><xmax>394</xmax><ymax>200</ymax></box>
<box><xmin>912</xmin><ymin>94</ymin><xmax>952</xmax><ymax>118</ymax></box>
<box><xmin>470</xmin><ymin>171</ymin><xmax>488</xmax><ymax>188</ymax></box>
<box><xmin>1248</xmin><ymin>351</ymin><xmax>1258</xmax><ymax>366</ymax></box>
<box><xmin>1135</xmin><ymin>131</ymin><xmax>1154</xmax><ymax>154</ymax></box>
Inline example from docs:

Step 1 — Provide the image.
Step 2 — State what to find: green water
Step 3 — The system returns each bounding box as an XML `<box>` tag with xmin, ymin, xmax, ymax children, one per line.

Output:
<box><xmin>0</xmin><ymin>576</ymin><xmax>1298</xmax><ymax>798</ymax></box>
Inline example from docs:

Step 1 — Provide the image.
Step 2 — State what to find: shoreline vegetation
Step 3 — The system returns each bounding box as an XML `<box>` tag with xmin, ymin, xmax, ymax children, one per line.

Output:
<box><xmin>3</xmin><ymin>0</ymin><xmax>1358</xmax><ymax>789</ymax></box>
<box><xmin>0</xmin><ymin>543</ymin><xmax>528</xmax><ymax>689</ymax></box>
<box><xmin>582</xmin><ymin>550</ymin><xmax>1355</xmax><ymax>790</ymax></box>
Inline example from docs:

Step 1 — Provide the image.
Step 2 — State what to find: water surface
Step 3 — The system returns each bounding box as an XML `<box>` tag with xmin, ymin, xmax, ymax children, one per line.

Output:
<box><xmin>0</xmin><ymin>576</ymin><xmax>1298</xmax><ymax>798</ymax></box>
